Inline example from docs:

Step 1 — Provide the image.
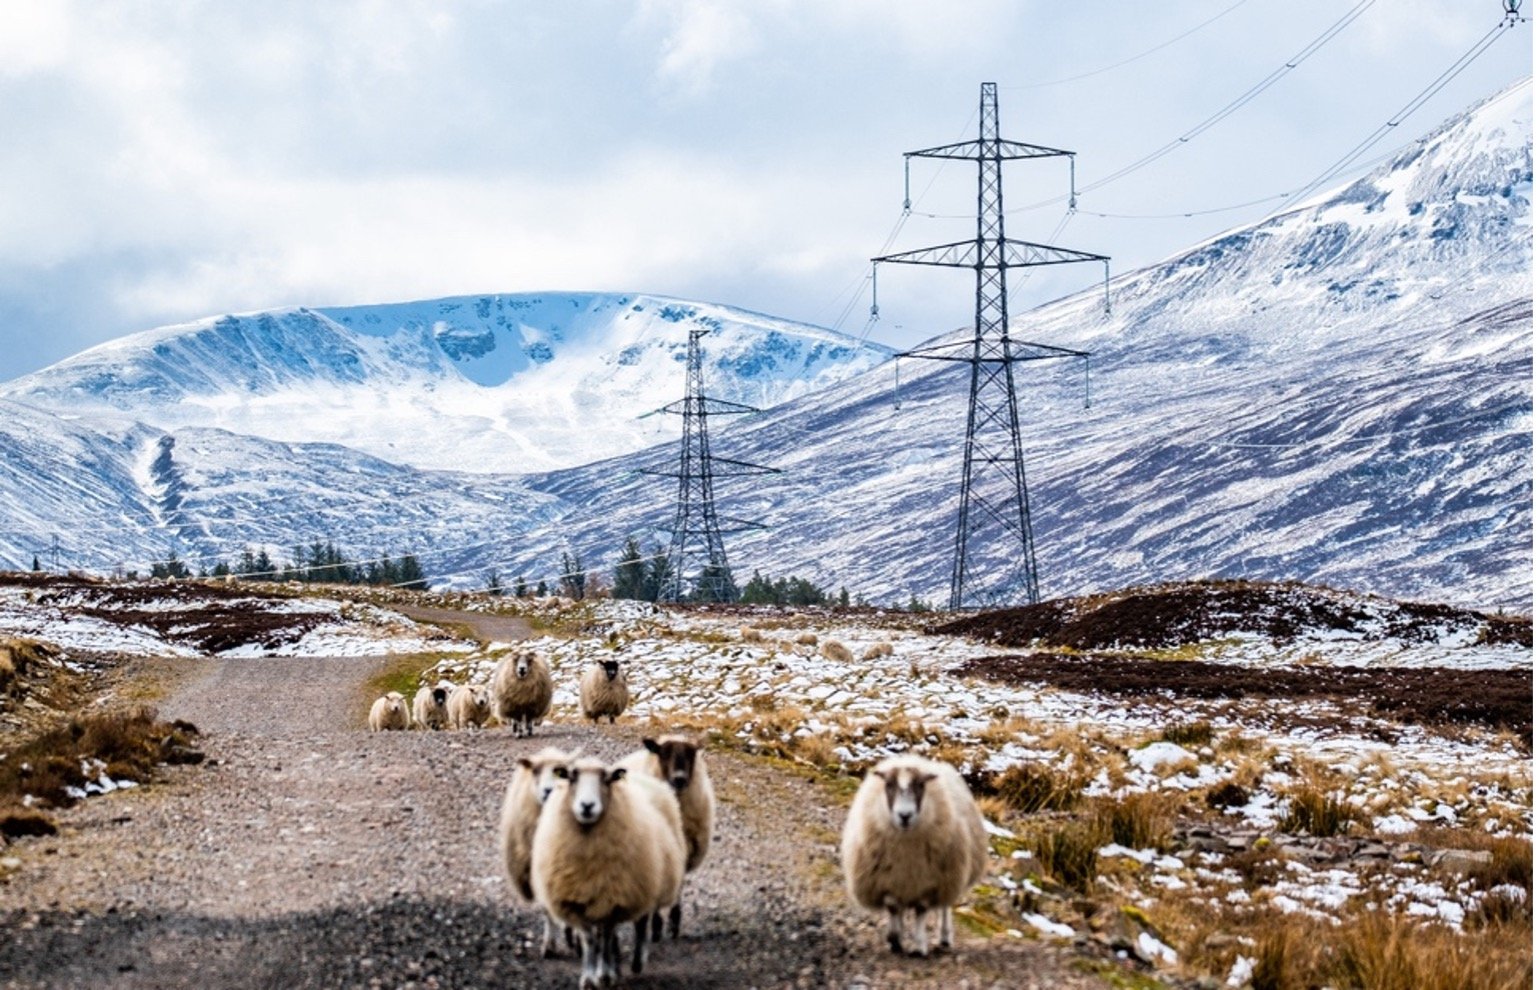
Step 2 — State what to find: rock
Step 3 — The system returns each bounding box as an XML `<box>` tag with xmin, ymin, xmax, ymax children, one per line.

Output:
<box><xmin>1432</xmin><ymin>848</ymin><xmax>1492</xmax><ymax>873</ymax></box>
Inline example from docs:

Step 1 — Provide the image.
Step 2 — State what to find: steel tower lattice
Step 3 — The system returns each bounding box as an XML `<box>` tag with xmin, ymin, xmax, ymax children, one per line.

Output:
<box><xmin>876</xmin><ymin>82</ymin><xmax>1110</xmax><ymax>609</ymax></box>
<box><xmin>645</xmin><ymin>327</ymin><xmax>777</xmax><ymax>603</ymax></box>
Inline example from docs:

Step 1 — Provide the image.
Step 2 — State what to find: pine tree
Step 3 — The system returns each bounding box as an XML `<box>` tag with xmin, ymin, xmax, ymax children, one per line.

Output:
<box><xmin>838</xmin><ymin>586</ymin><xmax>851</xmax><ymax>608</ymax></box>
<box><xmin>644</xmin><ymin>551</ymin><xmax>673</xmax><ymax>602</ymax></box>
<box><xmin>486</xmin><ymin>570</ymin><xmax>504</xmax><ymax>596</ymax></box>
<box><xmin>31</xmin><ymin>555</ymin><xmax>41</xmax><ymax>572</ymax></box>
<box><xmin>535</xmin><ymin>579</ymin><xmax>549</xmax><ymax>597</ymax></box>
<box><xmin>612</xmin><ymin>538</ymin><xmax>647</xmax><ymax>601</ymax></box>
<box><xmin>398</xmin><ymin>554</ymin><xmax>427</xmax><ymax>591</ymax></box>
<box><xmin>514</xmin><ymin>575</ymin><xmax>529</xmax><ymax>598</ymax></box>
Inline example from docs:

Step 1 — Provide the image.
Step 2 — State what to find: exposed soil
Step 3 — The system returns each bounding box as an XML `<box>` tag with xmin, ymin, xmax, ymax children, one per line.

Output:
<box><xmin>954</xmin><ymin>653</ymin><xmax>1533</xmax><ymax>745</ymax></box>
<box><xmin>0</xmin><ymin>607</ymin><xmax>1116</xmax><ymax>990</ymax></box>
<box><xmin>932</xmin><ymin>580</ymin><xmax>1532</xmax><ymax>650</ymax></box>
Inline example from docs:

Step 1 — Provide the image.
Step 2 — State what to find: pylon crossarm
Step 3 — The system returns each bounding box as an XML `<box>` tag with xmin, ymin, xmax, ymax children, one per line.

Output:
<box><xmin>900</xmin><ymin>338</ymin><xmax>1090</xmax><ymax>361</ymax></box>
<box><xmin>710</xmin><ymin>457</ymin><xmax>782</xmax><ymax>475</ymax></box>
<box><xmin>875</xmin><ymin>237</ymin><xmax>1107</xmax><ymax>269</ymax></box>
<box><xmin>652</xmin><ymin>396</ymin><xmax>760</xmax><ymax>416</ymax></box>
<box><xmin>717</xmin><ymin>516</ymin><xmax>769</xmax><ymax>533</ymax></box>
<box><xmin>907</xmin><ymin>138</ymin><xmax>1073</xmax><ymax>161</ymax></box>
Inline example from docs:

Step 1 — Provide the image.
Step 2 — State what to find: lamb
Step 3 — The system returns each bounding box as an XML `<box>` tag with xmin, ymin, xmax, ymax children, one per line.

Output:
<box><xmin>368</xmin><ymin>691</ymin><xmax>410</xmax><ymax>731</ymax></box>
<box><xmin>447</xmin><ymin>683</ymin><xmax>492</xmax><ymax>730</ymax></box>
<box><xmin>578</xmin><ymin>659</ymin><xmax>629</xmax><ymax>724</ymax></box>
<box><xmin>618</xmin><ymin>735</ymin><xmax>716</xmax><ymax>941</ymax></box>
<box><xmin>412</xmin><ymin>681</ymin><xmax>452</xmax><ymax>730</ymax></box>
<box><xmin>497</xmin><ymin>745</ymin><xmax>578</xmax><ymax>957</ymax></box>
<box><xmin>862</xmin><ymin>640</ymin><xmax>894</xmax><ymax>660</ymax></box>
<box><xmin>491</xmin><ymin>649</ymin><xmax>554</xmax><ymax>737</ymax></box>
<box><xmin>819</xmin><ymin>639</ymin><xmax>854</xmax><ymax>663</ymax></box>
<box><xmin>840</xmin><ymin>754</ymin><xmax>989</xmax><ymax>957</ymax></box>
<box><xmin>531</xmin><ymin>758</ymin><xmax>686</xmax><ymax>988</ymax></box>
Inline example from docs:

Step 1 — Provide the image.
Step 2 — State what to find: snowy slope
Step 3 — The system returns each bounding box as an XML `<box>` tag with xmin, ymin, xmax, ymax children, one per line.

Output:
<box><xmin>0</xmin><ymin>293</ymin><xmax>893</xmax><ymax>472</ymax></box>
<box><xmin>0</xmin><ymin>82</ymin><xmax>1528</xmax><ymax>609</ymax></box>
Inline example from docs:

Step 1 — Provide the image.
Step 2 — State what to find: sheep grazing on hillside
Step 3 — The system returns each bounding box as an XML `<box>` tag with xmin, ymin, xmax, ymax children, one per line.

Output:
<box><xmin>819</xmin><ymin>639</ymin><xmax>854</xmax><ymax>663</ymax></box>
<box><xmin>795</xmin><ymin>631</ymin><xmax>818</xmax><ymax>647</ymax></box>
<box><xmin>413</xmin><ymin>681</ymin><xmax>452</xmax><ymax>730</ymax></box>
<box><xmin>532</xmin><ymin>758</ymin><xmax>685</xmax><ymax>987</ymax></box>
<box><xmin>447</xmin><ymin>683</ymin><xmax>492</xmax><ymax>730</ymax></box>
<box><xmin>498</xmin><ymin>746</ymin><xmax>578</xmax><ymax>957</ymax></box>
<box><xmin>368</xmin><ymin>691</ymin><xmax>410</xmax><ymax>731</ymax></box>
<box><xmin>862</xmin><ymin>641</ymin><xmax>894</xmax><ymax>661</ymax></box>
<box><xmin>579</xmin><ymin>659</ymin><xmax>629</xmax><ymax>724</ymax></box>
<box><xmin>840</xmin><ymin>754</ymin><xmax>989</xmax><ymax>957</ymax></box>
<box><xmin>491</xmin><ymin>649</ymin><xmax>553</xmax><ymax>737</ymax></box>
<box><xmin>619</xmin><ymin>735</ymin><xmax>716</xmax><ymax>941</ymax></box>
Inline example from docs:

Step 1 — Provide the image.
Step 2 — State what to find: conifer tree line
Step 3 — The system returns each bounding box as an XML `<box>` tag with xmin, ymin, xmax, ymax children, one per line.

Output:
<box><xmin>146</xmin><ymin>540</ymin><xmax>427</xmax><ymax>589</ymax></box>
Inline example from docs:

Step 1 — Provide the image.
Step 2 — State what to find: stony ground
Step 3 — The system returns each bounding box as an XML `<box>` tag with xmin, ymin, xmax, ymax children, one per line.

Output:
<box><xmin>0</xmin><ymin>608</ymin><xmax>1118</xmax><ymax>990</ymax></box>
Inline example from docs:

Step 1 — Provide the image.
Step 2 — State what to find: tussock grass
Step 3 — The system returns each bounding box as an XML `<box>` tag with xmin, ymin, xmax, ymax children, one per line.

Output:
<box><xmin>1094</xmin><ymin>791</ymin><xmax>1179</xmax><ymax>851</ymax></box>
<box><xmin>0</xmin><ymin>707</ymin><xmax>200</xmax><ymax>811</ymax></box>
<box><xmin>1159</xmin><ymin>720</ymin><xmax>1214</xmax><ymax>748</ymax></box>
<box><xmin>1281</xmin><ymin>779</ymin><xmax>1363</xmax><ymax>837</ymax></box>
<box><xmin>983</xmin><ymin>761</ymin><xmax>1085</xmax><ymax>814</ymax></box>
<box><xmin>1030</xmin><ymin>817</ymin><xmax>1106</xmax><ymax>894</ymax></box>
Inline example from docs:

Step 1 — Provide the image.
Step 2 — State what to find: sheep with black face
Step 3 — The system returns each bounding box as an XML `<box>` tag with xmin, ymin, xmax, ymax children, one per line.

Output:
<box><xmin>412</xmin><ymin>681</ymin><xmax>452</xmax><ymax>730</ymax></box>
<box><xmin>578</xmin><ymin>658</ymin><xmax>629</xmax><ymax>724</ymax></box>
<box><xmin>618</xmin><ymin>735</ymin><xmax>716</xmax><ymax>940</ymax></box>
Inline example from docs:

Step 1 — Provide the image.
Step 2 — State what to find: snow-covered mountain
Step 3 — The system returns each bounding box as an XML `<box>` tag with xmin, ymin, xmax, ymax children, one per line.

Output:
<box><xmin>0</xmin><ymin>81</ymin><xmax>1528</xmax><ymax>609</ymax></box>
<box><xmin>1</xmin><ymin>294</ymin><xmax>893</xmax><ymax>472</ymax></box>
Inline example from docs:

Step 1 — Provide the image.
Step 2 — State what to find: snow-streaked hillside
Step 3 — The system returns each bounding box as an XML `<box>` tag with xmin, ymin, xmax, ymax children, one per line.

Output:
<box><xmin>0</xmin><ymin>81</ymin><xmax>1528</xmax><ymax>609</ymax></box>
<box><xmin>0</xmin><ymin>293</ymin><xmax>892</xmax><ymax>472</ymax></box>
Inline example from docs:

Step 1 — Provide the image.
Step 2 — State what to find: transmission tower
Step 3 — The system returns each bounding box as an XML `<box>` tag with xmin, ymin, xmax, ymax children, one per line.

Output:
<box><xmin>644</xmin><ymin>327</ymin><xmax>777</xmax><ymax>603</ymax></box>
<box><xmin>875</xmin><ymin>82</ymin><xmax>1110</xmax><ymax>610</ymax></box>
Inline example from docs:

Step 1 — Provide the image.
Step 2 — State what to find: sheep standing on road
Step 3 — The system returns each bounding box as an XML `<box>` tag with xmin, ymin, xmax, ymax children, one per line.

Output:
<box><xmin>368</xmin><ymin>691</ymin><xmax>410</xmax><ymax>731</ymax></box>
<box><xmin>447</xmin><ymin>683</ymin><xmax>492</xmax><ymax>730</ymax></box>
<box><xmin>497</xmin><ymin>746</ymin><xmax>577</xmax><ymax>957</ymax></box>
<box><xmin>840</xmin><ymin>755</ymin><xmax>989</xmax><ymax>957</ymax></box>
<box><xmin>579</xmin><ymin>659</ymin><xmax>629</xmax><ymax>724</ymax></box>
<box><xmin>491</xmin><ymin>649</ymin><xmax>554</xmax><ymax>737</ymax></box>
<box><xmin>532</xmin><ymin>758</ymin><xmax>685</xmax><ymax>987</ymax></box>
<box><xmin>412</xmin><ymin>681</ymin><xmax>452</xmax><ymax>730</ymax></box>
<box><xmin>619</xmin><ymin>735</ymin><xmax>716</xmax><ymax>940</ymax></box>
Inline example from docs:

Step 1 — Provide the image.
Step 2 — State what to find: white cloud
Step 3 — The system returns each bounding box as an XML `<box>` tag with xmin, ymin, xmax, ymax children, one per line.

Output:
<box><xmin>635</xmin><ymin>0</ymin><xmax>768</xmax><ymax>97</ymax></box>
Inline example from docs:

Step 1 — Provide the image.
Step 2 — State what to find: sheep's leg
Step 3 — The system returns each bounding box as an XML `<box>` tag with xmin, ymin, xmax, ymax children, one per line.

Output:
<box><xmin>668</xmin><ymin>900</ymin><xmax>682</xmax><ymax>939</ymax></box>
<box><xmin>564</xmin><ymin>923</ymin><xmax>578</xmax><ymax>951</ymax></box>
<box><xmin>649</xmin><ymin>910</ymin><xmax>663</xmax><ymax>943</ymax></box>
<box><xmin>540</xmin><ymin>913</ymin><xmax>560</xmax><ymax>957</ymax></box>
<box><xmin>910</xmin><ymin>906</ymin><xmax>930</xmax><ymax>957</ymax></box>
<box><xmin>630</xmin><ymin>917</ymin><xmax>648</xmax><ymax>974</ymax></box>
<box><xmin>599</xmin><ymin>922</ymin><xmax>620</xmax><ymax>987</ymax></box>
<box><xmin>939</xmin><ymin>906</ymin><xmax>955</xmax><ymax>951</ymax></box>
<box><xmin>578</xmin><ymin>929</ymin><xmax>599</xmax><ymax>990</ymax></box>
<box><xmin>885</xmin><ymin>906</ymin><xmax>904</xmax><ymax>954</ymax></box>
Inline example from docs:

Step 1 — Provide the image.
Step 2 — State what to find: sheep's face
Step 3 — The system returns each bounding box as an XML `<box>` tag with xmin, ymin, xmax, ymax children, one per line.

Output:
<box><xmin>601</xmin><ymin>659</ymin><xmax>621</xmax><ymax>682</ymax></box>
<box><xmin>514</xmin><ymin>652</ymin><xmax>535</xmax><ymax>678</ymax></box>
<box><xmin>644</xmin><ymin>736</ymin><xmax>699</xmax><ymax>792</ymax></box>
<box><xmin>432</xmin><ymin>686</ymin><xmax>449</xmax><ymax>707</ymax></box>
<box><xmin>473</xmin><ymin>689</ymin><xmax>491</xmax><ymax>714</ymax></box>
<box><xmin>558</xmin><ymin>762</ymin><xmax>624</xmax><ymax>828</ymax></box>
<box><xmin>875</xmin><ymin>766</ymin><xmax>935</xmax><ymax>832</ymax></box>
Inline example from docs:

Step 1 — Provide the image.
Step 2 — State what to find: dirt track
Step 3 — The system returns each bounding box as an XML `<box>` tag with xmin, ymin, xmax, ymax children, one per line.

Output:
<box><xmin>0</xmin><ymin>610</ymin><xmax>1112</xmax><ymax>990</ymax></box>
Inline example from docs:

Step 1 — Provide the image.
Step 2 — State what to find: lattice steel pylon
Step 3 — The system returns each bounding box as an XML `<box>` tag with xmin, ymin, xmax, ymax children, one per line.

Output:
<box><xmin>876</xmin><ymin>82</ymin><xmax>1110</xmax><ymax>610</ymax></box>
<box><xmin>644</xmin><ymin>327</ymin><xmax>777</xmax><ymax>603</ymax></box>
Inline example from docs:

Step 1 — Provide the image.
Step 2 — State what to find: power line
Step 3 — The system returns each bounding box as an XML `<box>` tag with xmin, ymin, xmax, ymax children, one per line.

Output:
<box><xmin>1002</xmin><ymin>0</ymin><xmax>1257</xmax><ymax>91</ymax></box>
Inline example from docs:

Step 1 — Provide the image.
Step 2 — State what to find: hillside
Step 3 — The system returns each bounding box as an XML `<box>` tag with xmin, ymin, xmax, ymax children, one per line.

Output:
<box><xmin>0</xmin><ymin>293</ymin><xmax>893</xmax><ymax>473</ymax></box>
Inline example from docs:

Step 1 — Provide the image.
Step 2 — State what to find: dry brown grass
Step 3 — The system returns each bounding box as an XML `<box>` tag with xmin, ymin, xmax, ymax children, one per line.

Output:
<box><xmin>1159</xmin><ymin>720</ymin><xmax>1215</xmax><ymax>748</ymax></box>
<box><xmin>1094</xmin><ymin>791</ymin><xmax>1179</xmax><ymax>851</ymax></box>
<box><xmin>983</xmin><ymin>761</ymin><xmax>1085</xmax><ymax>814</ymax></box>
<box><xmin>818</xmin><ymin>639</ymin><xmax>853</xmax><ymax>663</ymax></box>
<box><xmin>1281</xmin><ymin>780</ymin><xmax>1364</xmax><ymax>837</ymax></box>
<box><xmin>0</xmin><ymin>707</ymin><xmax>201</xmax><ymax>812</ymax></box>
<box><xmin>1028</xmin><ymin>816</ymin><xmax>1107</xmax><ymax>893</ymax></box>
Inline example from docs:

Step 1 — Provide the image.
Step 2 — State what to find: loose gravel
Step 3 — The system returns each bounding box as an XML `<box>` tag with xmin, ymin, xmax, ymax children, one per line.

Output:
<box><xmin>0</xmin><ymin>611</ymin><xmax>1111</xmax><ymax>990</ymax></box>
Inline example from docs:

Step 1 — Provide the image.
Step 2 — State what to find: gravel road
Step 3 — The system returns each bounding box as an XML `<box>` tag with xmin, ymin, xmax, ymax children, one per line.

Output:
<box><xmin>0</xmin><ymin>611</ymin><xmax>1110</xmax><ymax>990</ymax></box>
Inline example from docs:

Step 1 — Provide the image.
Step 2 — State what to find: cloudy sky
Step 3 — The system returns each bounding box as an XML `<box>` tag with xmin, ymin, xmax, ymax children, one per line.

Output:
<box><xmin>0</xmin><ymin>0</ymin><xmax>1528</xmax><ymax>380</ymax></box>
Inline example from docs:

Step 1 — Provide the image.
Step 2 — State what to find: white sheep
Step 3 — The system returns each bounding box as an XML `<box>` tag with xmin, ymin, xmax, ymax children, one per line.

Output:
<box><xmin>497</xmin><ymin>745</ymin><xmax>578</xmax><ymax>957</ymax></box>
<box><xmin>368</xmin><ymin>691</ymin><xmax>410</xmax><ymax>731</ymax></box>
<box><xmin>447</xmin><ymin>683</ymin><xmax>492</xmax><ymax>730</ymax></box>
<box><xmin>531</xmin><ymin>758</ymin><xmax>685</xmax><ymax>988</ymax></box>
<box><xmin>840</xmin><ymin>754</ymin><xmax>989</xmax><ymax>957</ymax></box>
<box><xmin>491</xmin><ymin>649</ymin><xmax>554</xmax><ymax>737</ymax></box>
<box><xmin>412</xmin><ymin>681</ymin><xmax>452</xmax><ymax>730</ymax></box>
<box><xmin>618</xmin><ymin>735</ymin><xmax>716</xmax><ymax>941</ymax></box>
<box><xmin>578</xmin><ymin>659</ymin><xmax>629</xmax><ymax>724</ymax></box>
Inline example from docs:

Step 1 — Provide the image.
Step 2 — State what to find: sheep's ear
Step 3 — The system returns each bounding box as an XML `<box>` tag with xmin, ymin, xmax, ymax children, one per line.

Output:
<box><xmin>642</xmin><ymin>738</ymin><xmax>661</xmax><ymax>755</ymax></box>
<box><xmin>606</xmin><ymin>767</ymin><xmax>627</xmax><ymax>784</ymax></box>
<box><xmin>917</xmin><ymin>772</ymin><xmax>937</xmax><ymax>785</ymax></box>
<box><xmin>516</xmin><ymin>757</ymin><xmax>533</xmax><ymax>770</ymax></box>
<box><xmin>868</xmin><ymin>769</ymin><xmax>887</xmax><ymax>781</ymax></box>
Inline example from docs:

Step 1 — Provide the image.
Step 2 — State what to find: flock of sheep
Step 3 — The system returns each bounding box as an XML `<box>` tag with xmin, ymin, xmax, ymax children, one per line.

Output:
<box><xmin>365</xmin><ymin>642</ymin><xmax>990</xmax><ymax>990</ymax></box>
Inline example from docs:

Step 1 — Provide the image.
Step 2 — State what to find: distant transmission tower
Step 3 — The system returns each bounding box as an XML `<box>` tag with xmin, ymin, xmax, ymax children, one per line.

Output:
<box><xmin>876</xmin><ymin>82</ymin><xmax>1110</xmax><ymax>609</ymax></box>
<box><xmin>645</xmin><ymin>327</ymin><xmax>777</xmax><ymax>602</ymax></box>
